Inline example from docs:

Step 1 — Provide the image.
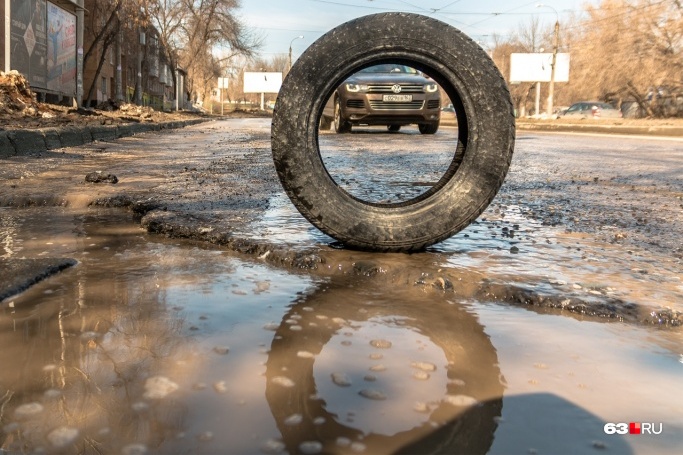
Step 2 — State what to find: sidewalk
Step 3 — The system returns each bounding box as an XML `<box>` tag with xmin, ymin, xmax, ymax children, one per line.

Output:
<box><xmin>0</xmin><ymin>118</ymin><xmax>209</xmax><ymax>158</ymax></box>
<box><xmin>516</xmin><ymin>119</ymin><xmax>683</xmax><ymax>137</ymax></box>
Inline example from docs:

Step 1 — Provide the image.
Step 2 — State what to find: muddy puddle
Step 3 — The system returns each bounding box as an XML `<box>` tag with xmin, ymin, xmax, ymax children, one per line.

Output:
<box><xmin>228</xmin><ymin>187</ymin><xmax>682</xmax><ymax>325</ymax></box>
<box><xmin>1</xmin><ymin>208</ymin><xmax>682</xmax><ymax>454</ymax></box>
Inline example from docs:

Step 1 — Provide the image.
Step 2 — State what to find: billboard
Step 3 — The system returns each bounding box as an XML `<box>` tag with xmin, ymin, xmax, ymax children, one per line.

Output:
<box><xmin>46</xmin><ymin>2</ymin><xmax>77</xmax><ymax>95</ymax></box>
<box><xmin>243</xmin><ymin>72</ymin><xmax>282</xmax><ymax>93</ymax></box>
<box><xmin>509</xmin><ymin>53</ymin><xmax>570</xmax><ymax>83</ymax></box>
<box><xmin>10</xmin><ymin>0</ymin><xmax>48</xmax><ymax>88</ymax></box>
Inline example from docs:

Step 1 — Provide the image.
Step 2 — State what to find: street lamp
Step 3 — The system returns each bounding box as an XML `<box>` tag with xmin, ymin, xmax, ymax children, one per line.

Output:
<box><xmin>537</xmin><ymin>3</ymin><xmax>560</xmax><ymax>117</ymax></box>
<box><xmin>288</xmin><ymin>35</ymin><xmax>304</xmax><ymax>72</ymax></box>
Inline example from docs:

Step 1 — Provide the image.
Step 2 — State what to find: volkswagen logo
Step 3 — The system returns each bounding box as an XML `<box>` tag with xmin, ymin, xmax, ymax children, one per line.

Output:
<box><xmin>391</xmin><ymin>84</ymin><xmax>402</xmax><ymax>94</ymax></box>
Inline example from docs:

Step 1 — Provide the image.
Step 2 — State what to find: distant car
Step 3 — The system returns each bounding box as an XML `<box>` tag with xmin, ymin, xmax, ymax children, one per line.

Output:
<box><xmin>560</xmin><ymin>102</ymin><xmax>622</xmax><ymax>119</ymax></box>
<box><xmin>320</xmin><ymin>64</ymin><xmax>441</xmax><ymax>134</ymax></box>
<box><xmin>441</xmin><ymin>103</ymin><xmax>455</xmax><ymax>113</ymax></box>
<box><xmin>553</xmin><ymin>106</ymin><xmax>569</xmax><ymax>118</ymax></box>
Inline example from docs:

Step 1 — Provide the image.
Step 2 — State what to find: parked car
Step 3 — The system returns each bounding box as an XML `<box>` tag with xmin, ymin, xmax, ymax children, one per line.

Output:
<box><xmin>559</xmin><ymin>102</ymin><xmax>622</xmax><ymax>119</ymax></box>
<box><xmin>320</xmin><ymin>64</ymin><xmax>441</xmax><ymax>134</ymax></box>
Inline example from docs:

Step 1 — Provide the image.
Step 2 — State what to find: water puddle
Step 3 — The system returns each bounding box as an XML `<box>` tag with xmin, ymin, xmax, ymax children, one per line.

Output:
<box><xmin>243</xmin><ymin>192</ymin><xmax>334</xmax><ymax>247</ymax></box>
<box><xmin>432</xmin><ymin>205</ymin><xmax>683</xmax><ymax>312</ymax></box>
<box><xmin>1</xmin><ymin>208</ymin><xmax>681</xmax><ymax>454</ymax></box>
<box><xmin>233</xmin><ymin>189</ymin><xmax>682</xmax><ymax>316</ymax></box>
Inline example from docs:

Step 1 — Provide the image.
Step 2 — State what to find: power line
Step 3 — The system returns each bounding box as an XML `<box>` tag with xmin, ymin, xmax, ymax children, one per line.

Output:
<box><xmin>250</xmin><ymin>26</ymin><xmax>327</xmax><ymax>33</ymax></box>
<box><xmin>308</xmin><ymin>0</ymin><xmax>411</xmax><ymax>11</ymax></box>
<box><xmin>561</xmin><ymin>0</ymin><xmax>671</xmax><ymax>31</ymax></box>
<box><xmin>466</xmin><ymin>1</ymin><xmax>541</xmax><ymax>27</ymax></box>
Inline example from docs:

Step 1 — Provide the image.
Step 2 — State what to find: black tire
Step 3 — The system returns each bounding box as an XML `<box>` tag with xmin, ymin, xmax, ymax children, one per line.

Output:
<box><xmin>319</xmin><ymin>115</ymin><xmax>332</xmax><ymax>130</ymax></box>
<box><xmin>387</xmin><ymin>124</ymin><xmax>401</xmax><ymax>133</ymax></box>
<box><xmin>419</xmin><ymin>122</ymin><xmax>439</xmax><ymax>135</ymax></box>
<box><xmin>333</xmin><ymin>98</ymin><xmax>351</xmax><ymax>133</ymax></box>
<box><xmin>272</xmin><ymin>12</ymin><xmax>515</xmax><ymax>252</ymax></box>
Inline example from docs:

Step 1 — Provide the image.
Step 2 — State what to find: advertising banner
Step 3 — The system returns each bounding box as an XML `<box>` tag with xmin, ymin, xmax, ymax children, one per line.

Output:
<box><xmin>46</xmin><ymin>2</ymin><xmax>77</xmax><ymax>95</ymax></box>
<box><xmin>10</xmin><ymin>0</ymin><xmax>48</xmax><ymax>88</ymax></box>
<box><xmin>509</xmin><ymin>53</ymin><xmax>570</xmax><ymax>83</ymax></box>
<box><xmin>243</xmin><ymin>72</ymin><xmax>282</xmax><ymax>93</ymax></box>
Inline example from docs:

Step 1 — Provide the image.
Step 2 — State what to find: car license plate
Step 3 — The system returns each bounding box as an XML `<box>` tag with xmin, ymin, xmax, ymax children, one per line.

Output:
<box><xmin>382</xmin><ymin>94</ymin><xmax>412</xmax><ymax>102</ymax></box>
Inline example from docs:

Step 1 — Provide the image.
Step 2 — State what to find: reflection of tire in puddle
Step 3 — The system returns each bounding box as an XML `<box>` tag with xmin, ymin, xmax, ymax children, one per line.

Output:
<box><xmin>265</xmin><ymin>284</ymin><xmax>503</xmax><ymax>454</ymax></box>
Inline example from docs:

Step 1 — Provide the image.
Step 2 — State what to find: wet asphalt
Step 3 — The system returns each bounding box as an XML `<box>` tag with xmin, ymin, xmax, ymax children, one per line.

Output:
<box><xmin>4</xmin><ymin>118</ymin><xmax>680</xmax><ymax>325</ymax></box>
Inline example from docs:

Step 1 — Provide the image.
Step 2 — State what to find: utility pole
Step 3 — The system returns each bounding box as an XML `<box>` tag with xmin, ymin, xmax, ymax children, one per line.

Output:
<box><xmin>537</xmin><ymin>4</ymin><xmax>560</xmax><ymax>117</ymax></box>
<box><xmin>76</xmin><ymin>0</ymin><xmax>84</xmax><ymax>107</ymax></box>
<box><xmin>4</xmin><ymin>0</ymin><xmax>10</xmax><ymax>72</ymax></box>
<box><xmin>136</xmin><ymin>30</ymin><xmax>145</xmax><ymax>105</ymax></box>
<box><xmin>115</xmin><ymin>23</ymin><xmax>123</xmax><ymax>102</ymax></box>
<box><xmin>548</xmin><ymin>18</ymin><xmax>559</xmax><ymax>117</ymax></box>
<box><xmin>288</xmin><ymin>35</ymin><xmax>304</xmax><ymax>72</ymax></box>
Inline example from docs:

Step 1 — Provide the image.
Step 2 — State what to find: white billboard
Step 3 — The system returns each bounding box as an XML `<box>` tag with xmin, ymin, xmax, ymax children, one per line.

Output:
<box><xmin>243</xmin><ymin>72</ymin><xmax>282</xmax><ymax>93</ymax></box>
<box><xmin>217</xmin><ymin>77</ymin><xmax>229</xmax><ymax>89</ymax></box>
<box><xmin>509</xmin><ymin>53</ymin><xmax>570</xmax><ymax>83</ymax></box>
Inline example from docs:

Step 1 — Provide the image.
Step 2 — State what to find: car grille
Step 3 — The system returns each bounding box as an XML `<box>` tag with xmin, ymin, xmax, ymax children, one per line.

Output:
<box><xmin>366</xmin><ymin>84</ymin><xmax>424</xmax><ymax>93</ymax></box>
<box><xmin>346</xmin><ymin>99</ymin><xmax>365</xmax><ymax>109</ymax></box>
<box><xmin>427</xmin><ymin>99</ymin><xmax>440</xmax><ymax>109</ymax></box>
<box><xmin>368</xmin><ymin>100</ymin><xmax>425</xmax><ymax>110</ymax></box>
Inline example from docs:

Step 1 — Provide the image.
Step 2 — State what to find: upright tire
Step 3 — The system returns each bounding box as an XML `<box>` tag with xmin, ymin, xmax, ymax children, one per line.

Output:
<box><xmin>272</xmin><ymin>13</ymin><xmax>515</xmax><ymax>252</ymax></box>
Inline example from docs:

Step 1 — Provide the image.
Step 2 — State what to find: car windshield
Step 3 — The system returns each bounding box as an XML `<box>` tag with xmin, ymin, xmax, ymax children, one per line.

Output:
<box><xmin>359</xmin><ymin>64</ymin><xmax>418</xmax><ymax>74</ymax></box>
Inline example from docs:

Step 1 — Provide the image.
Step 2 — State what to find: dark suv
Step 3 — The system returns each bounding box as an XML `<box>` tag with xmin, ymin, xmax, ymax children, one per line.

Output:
<box><xmin>320</xmin><ymin>64</ymin><xmax>441</xmax><ymax>134</ymax></box>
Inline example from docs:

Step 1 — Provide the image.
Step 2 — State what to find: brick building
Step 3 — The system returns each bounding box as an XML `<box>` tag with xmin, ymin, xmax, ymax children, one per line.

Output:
<box><xmin>82</xmin><ymin>0</ymin><xmax>177</xmax><ymax>110</ymax></box>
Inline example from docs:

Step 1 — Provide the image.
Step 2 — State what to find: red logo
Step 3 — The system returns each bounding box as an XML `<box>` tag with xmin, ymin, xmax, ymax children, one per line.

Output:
<box><xmin>630</xmin><ymin>422</ymin><xmax>641</xmax><ymax>434</ymax></box>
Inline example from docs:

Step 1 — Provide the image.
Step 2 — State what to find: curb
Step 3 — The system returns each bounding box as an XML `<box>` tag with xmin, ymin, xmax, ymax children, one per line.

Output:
<box><xmin>0</xmin><ymin>118</ymin><xmax>209</xmax><ymax>158</ymax></box>
<box><xmin>516</xmin><ymin>122</ymin><xmax>683</xmax><ymax>137</ymax></box>
<box><xmin>437</xmin><ymin>118</ymin><xmax>683</xmax><ymax>137</ymax></box>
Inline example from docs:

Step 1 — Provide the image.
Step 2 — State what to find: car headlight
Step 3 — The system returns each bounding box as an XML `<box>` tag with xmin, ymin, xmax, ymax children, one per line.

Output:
<box><xmin>346</xmin><ymin>83</ymin><xmax>368</xmax><ymax>92</ymax></box>
<box><xmin>425</xmin><ymin>83</ymin><xmax>438</xmax><ymax>93</ymax></box>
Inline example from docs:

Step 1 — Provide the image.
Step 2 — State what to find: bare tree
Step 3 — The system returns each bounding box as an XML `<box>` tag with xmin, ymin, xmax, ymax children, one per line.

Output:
<box><xmin>142</xmin><ymin>0</ymin><xmax>262</xmax><ymax>105</ymax></box>
<box><xmin>565</xmin><ymin>0</ymin><xmax>682</xmax><ymax>116</ymax></box>
<box><xmin>82</xmin><ymin>0</ymin><xmax>122</xmax><ymax>107</ymax></box>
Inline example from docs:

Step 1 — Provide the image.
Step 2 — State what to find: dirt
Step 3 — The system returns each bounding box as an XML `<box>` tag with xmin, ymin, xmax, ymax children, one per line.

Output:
<box><xmin>0</xmin><ymin>70</ymin><xmax>266</xmax><ymax>131</ymax></box>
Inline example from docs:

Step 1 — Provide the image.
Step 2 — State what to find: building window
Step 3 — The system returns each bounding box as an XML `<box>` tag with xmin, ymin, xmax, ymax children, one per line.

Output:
<box><xmin>101</xmin><ymin>77</ymin><xmax>107</xmax><ymax>96</ymax></box>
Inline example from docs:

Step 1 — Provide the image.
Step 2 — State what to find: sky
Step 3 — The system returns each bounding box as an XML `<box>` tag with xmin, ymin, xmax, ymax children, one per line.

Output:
<box><xmin>238</xmin><ymin>0</ymin><xmax>599</xmax><ymax>61</ymax></box>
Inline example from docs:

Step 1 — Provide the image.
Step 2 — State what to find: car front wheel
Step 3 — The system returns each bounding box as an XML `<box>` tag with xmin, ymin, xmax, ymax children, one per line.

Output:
<box><xmin>319</xmin><ymin>115</ymin><xmax>332</xmax><ymax>130</ymax></box>
<box><xmin>418</xmin><ymin>123</ymin><xmax>439</xmax><ymax>134</ymax></box>
<box><xmin>334</xmin><ymin>99</ymin><xmax>351</xmax><ymax>133</ymax></box>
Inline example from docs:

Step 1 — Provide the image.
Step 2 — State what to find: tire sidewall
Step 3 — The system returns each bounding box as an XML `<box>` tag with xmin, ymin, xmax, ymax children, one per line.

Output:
<box><xmin>273</xmin><ymin>13</ymin><xmax>514</xmax><ymax>251</ymax></box>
